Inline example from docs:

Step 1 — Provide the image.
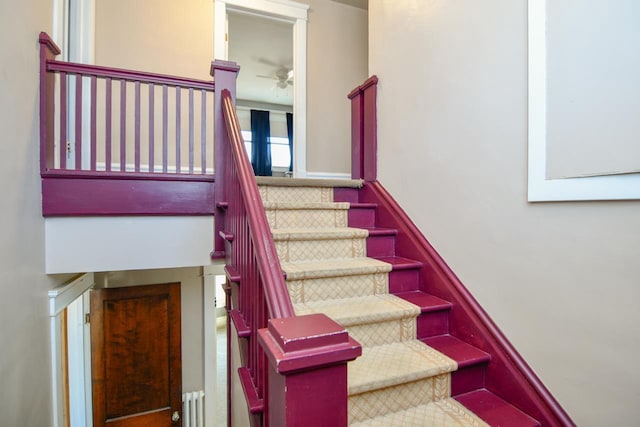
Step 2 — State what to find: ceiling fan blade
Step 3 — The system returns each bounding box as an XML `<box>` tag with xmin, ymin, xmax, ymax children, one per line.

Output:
<box><xmin>256</xmin><ymin>75</ymin><xmax>277</xmax><ymax>80</ymax></box>
<box><xmin>256</xmin><ymin>57</ymin><xmax>286</xmax><ymax>68</ymax></box>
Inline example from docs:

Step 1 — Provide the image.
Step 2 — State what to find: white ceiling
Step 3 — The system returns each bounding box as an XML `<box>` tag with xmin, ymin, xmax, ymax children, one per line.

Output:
<box><xmin>331</xmin><ymin>0</ymin><xmax>368</xmax><ymax>10</ymax></box>
<box><xmin>228</xmin><ymin>12</ymin><xmax>294</xmax><ymax>107</ymax></box>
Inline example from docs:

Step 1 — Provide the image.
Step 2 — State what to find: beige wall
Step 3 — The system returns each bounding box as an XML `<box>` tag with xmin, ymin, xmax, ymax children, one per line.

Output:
<box><xmin>95</xmin><ymin>0</ymin><xmax>214</xmax><ymax>80</ymax></box>
<box><xmin>94</xmin><ymin>0</ymin><xmax>215</xmax><ymax>172</ymax></box>
<box><xmin>0</xmin><ymin>0</ymin><xmax>71</xmax><ymax>425</ymax></box>
<box><xmin>94</xmin><ymin>268</ymin><xmax>205</xmax><ymax>392</ymax></box>
<box><xmin>369</xmin><ymin>1</ymin><xmax>640</xmax><ymax>425</ymax></box>
<box><xmin>94</xmin><ymin>0</ymin><xmax>368</xmax><ymax>176</ymax></box>
<box><xmin>306</xmin><ymin>0</ymin><xmax>368</xmax><ymax>174</ymax></box>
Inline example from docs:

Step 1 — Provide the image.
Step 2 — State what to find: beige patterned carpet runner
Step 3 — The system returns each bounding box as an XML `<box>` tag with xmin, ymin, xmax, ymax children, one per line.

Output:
<box><xmin>258</xmin><ymin>178</ymin><xmax>489</xmax><ymax>426</ymax></box>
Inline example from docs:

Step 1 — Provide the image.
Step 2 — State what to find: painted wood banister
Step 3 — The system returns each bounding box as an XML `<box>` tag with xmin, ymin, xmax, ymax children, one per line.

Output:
<box><xmin>220</xmin><ymin>85</ymin><xmax>361</xmax><ymax>426</ymax></box>
<box><xmin>219</xmin><ymin>87</ymin><xmax>295</xmax><ymax>319</ymax></box>
<box><xmin>39</xmin><ymin>32</ymin><xmax>216</xmax><ymax>216</ymax></box>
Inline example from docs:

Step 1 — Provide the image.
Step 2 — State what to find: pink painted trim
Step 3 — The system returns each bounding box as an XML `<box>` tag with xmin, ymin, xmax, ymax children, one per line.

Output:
<box><xmin>189</xmin><ymin>88</ymin><xmax>195</xmax><ymax>174</ymax></box>
<box><xmin>105</xmin><ymin>78</ymin><xmax>112</xmax><ymax>171</ymax></box>
<box><xmin>162</xmin><ymin>85</ymin><xmax>169</xmax><ymax>173</ymax></box>
<box><xmin>212</xmin><ymin>61</ymin><xmax>237</xmax><ymax>258</ymax></box>
<box><xmin>259</xmin><ymin>317</ymin><xmax>361</xmax><ymax>374</ymax></box>
<box><xmin>238</xmin><ymin>367</ymin><xmax>265</xmax><ymax>413</ymax></box>
<box><xmin>268</xmin><ymin>313</ymin><xmax>349</xmax><ymax>353</ymax></box>
<box><xmin>148</xmin><ymin>83</ymin><xmax>155</xmax><ymax>172</ymax></box>
<box><xmin>39</xmin><ymin>33</ymin><xmax>59</xmax><ymax>172</ymax></box>
<box><xmin>41</xmin><ymin>173</ymin><xmax>214</xmax><ymax>216</ymax></box>
<box><xmin>134</xmin><ymin>81</ymin><xmax>141</xmax><ymax>172</ymax></box>
<box><xmin>362</xmin><ymin>181</ymin><xmax>575</xmax><ymax>427</ymax></box>
<box><xmin>220</xmin><ymin>89</ymin><xmax>294</xmax><ymax>319</ymax></box>
<box><xmin>225</xmin><ymin>265</ymin><xmax>241</xmax><ymax>283</ymax></box>
<box><xmin>350</xmin><ymin>89</ymin><xmax>364</xmax><ymax>179</ymax></box>
<box><xmin>47</xmin><ymin>60</ymin><xmax>215</xmax><ymax>91</ymax></box>
<box><xmin>41</xmin><ymin>169</ymin><xmax>214</xmax><ymax>182</ymax></box>
<box><xmin>90</xmin><ymin>76</ymin><xmax>97</xmax><ymax>170</ymax></box>
<box><xmin>175</xmin><ymin>87</ymin><xmax>181</xmax><ymax>173</ymax></box>
<box><xmin>348</xmin><ymin>76</ymin><xmax>378</xmax><ymax>181</ymax></box>
<box><xmin>39</xmin><ymin>32</ymin><xmax>61</xmax><ymax>55</ymax></box>
<box><xmin>59</xmin><ymin>73</ymin><xmax>67</xmax><ymax>169</ymax></box>
<box><xmin>201</xmin><ymin>90</ymin><xmax>207</xmax><ymax>174</ymax></box>
<box><xmin>230</xmin><ymin>310</ymin><xmax>251</xmax><ymax>338</ymax></box>
<box><xmin>120</xmin><ymin>80</ymin><xmax>126</xmax><ymax>172</ymax></box>
<box><xmin>210</xmin><ymin>60</ymin><xmax>241</xmax><ymax>75</ymax></box>
<box><xmin>75</xmin><ymin>74</ymin><xmax>82</xmax><ymax>169</ymax></box>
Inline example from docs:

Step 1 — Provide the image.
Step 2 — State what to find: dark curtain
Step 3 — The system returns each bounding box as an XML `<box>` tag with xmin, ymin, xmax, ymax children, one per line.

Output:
<box><xmin>286</xmin><ymin>112</ymin><xmax>294</xmax><ymax>172</ymax></box>
<box><xmin>251</xmin><ymin>109</ymin><xmax>271</xmax><ymax>176</ymax></box>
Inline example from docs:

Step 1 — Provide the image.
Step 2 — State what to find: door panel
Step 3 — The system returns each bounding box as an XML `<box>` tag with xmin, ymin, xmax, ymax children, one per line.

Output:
<box><xmin>91</xmin><ymin>283</ymin><xmax>182</xmax><ymax>427</ymax></box>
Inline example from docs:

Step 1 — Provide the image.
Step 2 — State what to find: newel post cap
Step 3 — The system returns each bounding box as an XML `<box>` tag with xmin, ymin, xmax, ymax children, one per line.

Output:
<box><xmin>258</xmin><ymin>313</ymin><xmax>362</xmax><ymax>374</ymax></box>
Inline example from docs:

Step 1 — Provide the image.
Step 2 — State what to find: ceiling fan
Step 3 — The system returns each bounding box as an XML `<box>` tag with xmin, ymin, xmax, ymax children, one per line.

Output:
<box><xmin>255</xmin><ymin>57</ymin><xmax>293</xmax><ymax>89</ymax></box>
<box><xmin>256</xmin><ymin>68</ymin><xmax>293</xmax><ymax>89</ymax></box>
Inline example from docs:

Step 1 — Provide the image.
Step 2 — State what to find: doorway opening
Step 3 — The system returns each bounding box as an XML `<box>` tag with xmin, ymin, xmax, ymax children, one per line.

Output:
<box><xmin>214</xmin><ymin>0</ymin><xmax>309</xmax><ymax>177</ymax></box>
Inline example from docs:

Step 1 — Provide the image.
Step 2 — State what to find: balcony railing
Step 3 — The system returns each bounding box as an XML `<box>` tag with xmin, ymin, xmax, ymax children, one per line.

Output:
<box><xmin>39</xmin><ymin>32</ymin><xmax>219</xmax><ymax>216</ymax></box>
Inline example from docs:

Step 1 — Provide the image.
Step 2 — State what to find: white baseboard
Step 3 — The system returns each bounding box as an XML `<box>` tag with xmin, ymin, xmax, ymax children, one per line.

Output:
<box><xmin>305</xmin><ymin>171</ymin><xmax>351</xmax><ymax>180</ymax></box>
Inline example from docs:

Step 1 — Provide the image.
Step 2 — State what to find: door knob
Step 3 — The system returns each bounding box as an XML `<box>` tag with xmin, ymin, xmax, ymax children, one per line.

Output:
<box><xmin>172</xmin><ymin>411</ymin><xmax>180</xmax><ymax>422</ymax></box>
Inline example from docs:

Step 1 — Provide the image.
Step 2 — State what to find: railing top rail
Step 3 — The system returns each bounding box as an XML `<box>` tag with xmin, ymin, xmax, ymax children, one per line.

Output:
<box><xmin>47</xmin><ymin>60</ymin><xmax>215</xmax><ymax>91</ymax></box>
<box><xmin>221</xmin><ymin>89</ymin><xmax>295</xmax><ymax>319</ymax></box>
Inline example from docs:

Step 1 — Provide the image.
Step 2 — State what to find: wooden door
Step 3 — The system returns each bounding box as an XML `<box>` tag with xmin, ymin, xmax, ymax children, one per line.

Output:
<box><xmin>90</xmin><ymin>283</ymin><xmax>182</xmax><ymax>427</ymax></box>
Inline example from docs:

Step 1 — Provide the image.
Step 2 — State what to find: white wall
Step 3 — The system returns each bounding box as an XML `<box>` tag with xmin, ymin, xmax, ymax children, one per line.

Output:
<box><xmin>0</xmin><ymin>0</ymin><xmax>71</xmax><ymax>425</ymax></box>
<box><xmin>45</xmin><ymin>217</ymin><xmax>214</xmax><ymax>274</ymax></box>
<box><xmin>369</xmin><ymin>1</ymin><xmax>640</xmax><ymax>425</ymax></box>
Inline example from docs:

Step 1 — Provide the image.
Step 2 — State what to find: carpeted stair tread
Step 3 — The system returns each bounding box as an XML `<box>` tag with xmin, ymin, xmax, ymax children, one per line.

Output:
<box><xmin>349</xmin><ymin>398</ymin><xmax>490</xmax><ymax>427</ymax></box>
<box><xmin>455</xmin><ymin>390</ymin><xmax>541</xmax><ymax>427</ymax></box>
<box><xmin>271</xmin><ymin>227</ymin><xmax>369</xmax><ymax>241</ymax></box>
<box><xmin>348</xmin><ymin>340</ymin><xmax>457</xmax><ymax>395</ymax></box>
<box><xmin>263</xmin><ymin>201</ymin><xmax>351</xmax><ymax>210</ymax></box>
<box><xmin>396</xmin><ymin>291</ymin><xmax>453</xmax><ymax>313</ymax></box>
<box><xmin>422</xmin><ymin>335</ymin><xmax>491</xmax><ymax>369</ymax></box>
<box><xmin>256</xmin><ymin>176</ymin><xmax>364</xmax><ymax>188</ymax></box>
<box><xmin>281</xmin><ymin>257</ymin><xmax>392</xmax><ymax>280</ymax></box>
<box><xmin>265</xmin><ymin>202</ymin><xmax>350</xmax><ymax>229</ymax></box>
<box><xmin>294</xmin><ymin>294</ymin><xmax>420</xmax><ymax>327</ymax></box>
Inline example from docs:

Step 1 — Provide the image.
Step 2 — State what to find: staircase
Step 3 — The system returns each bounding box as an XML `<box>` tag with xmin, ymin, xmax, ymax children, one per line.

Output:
<box><xmin>257</xmin><ymin>176</ymin><xmax>540</xmax><ymax>426</ymax></box>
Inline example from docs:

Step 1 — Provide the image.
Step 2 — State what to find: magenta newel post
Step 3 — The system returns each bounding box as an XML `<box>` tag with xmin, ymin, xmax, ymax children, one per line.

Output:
<box><xmin>258</xmin><ymin>314</ymin><xmax>362</xmax><ymax>426</ymax></box>
<box><xmin>348</xmin><ymin>76</ymin><xmax>378</xmax><ymax>182</ymax></box>
<box><xmin>39</xmin><ymin>32</ymin><xmax>61</xmax><ymax>173</ymax></box>
<box><xmin>211</xmin><ymin>60</ymin><xmax>240</xmax><ymax>259</ymax></box>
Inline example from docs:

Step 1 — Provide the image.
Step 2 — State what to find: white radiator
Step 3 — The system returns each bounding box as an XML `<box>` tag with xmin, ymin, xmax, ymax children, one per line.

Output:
<box><xmin>182</xmin><ymin>390</ymin><xmax>205</xmax><ymax>427</ymax></box>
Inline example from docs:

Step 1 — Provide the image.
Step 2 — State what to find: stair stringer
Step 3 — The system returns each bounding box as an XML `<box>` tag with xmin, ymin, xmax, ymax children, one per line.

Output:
<box><xmin>353</xmin><ymin>181</ymin><xmax>575</xmax><ymax>427</ymax></box>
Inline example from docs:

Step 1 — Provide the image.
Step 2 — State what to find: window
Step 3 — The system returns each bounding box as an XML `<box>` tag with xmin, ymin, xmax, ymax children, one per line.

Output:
<box><xmin>241</xmin><ymin>131</ymin><xmax>291</xmax><ymax>169</ymax></box>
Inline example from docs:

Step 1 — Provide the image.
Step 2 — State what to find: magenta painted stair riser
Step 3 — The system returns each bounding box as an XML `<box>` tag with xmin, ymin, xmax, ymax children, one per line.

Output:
<box><xmin>346</xmin><ymin>207</ymin><xmax>376</xmax><ymax>228</ymax></box>
<box><xmin>388</xmin><ymin>269</ymin><xmax>421</xmax><ymax>293</ymax></box>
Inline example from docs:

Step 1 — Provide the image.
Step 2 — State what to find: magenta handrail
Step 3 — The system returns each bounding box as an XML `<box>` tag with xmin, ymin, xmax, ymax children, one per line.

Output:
<box><xmin>220</xmin><ymin>89</ymin><xmax>294</xmax><ymax>319</ymax></box>
<box><xmin>47</xmin><ymin>60</ymin><xmax>215</xmax><ymax>90</ymax></box>
<box><xmin>39</xmin><ymin>32</ymin><xmax>214</xmax><ymax>176</ymax></box>
<box><xmin>218</xmin><ymin>87</ymin><xmax>294</xmax><ymax>418</ymax></box>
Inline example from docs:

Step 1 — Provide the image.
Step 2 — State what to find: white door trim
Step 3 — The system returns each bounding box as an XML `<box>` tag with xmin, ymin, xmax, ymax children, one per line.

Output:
<box><xmin>49</xmin><ymin>273</ymin><xmax>95</xmax><ymax>427</ymax></box>
<box><xmin>215</xmin><ymin>0</ymin><xmax>309</xmax><ymax>177</ymax></box>
<box><xmin>527</xmin><ymin>0</ymin><xmax>640</xmax><ymax>201</ymax></box>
